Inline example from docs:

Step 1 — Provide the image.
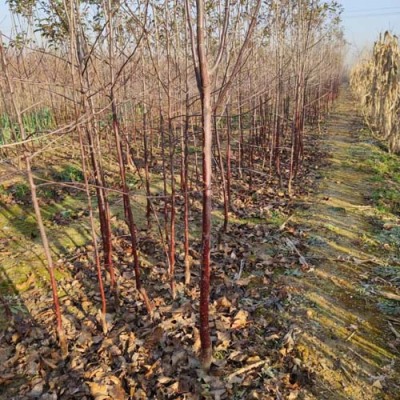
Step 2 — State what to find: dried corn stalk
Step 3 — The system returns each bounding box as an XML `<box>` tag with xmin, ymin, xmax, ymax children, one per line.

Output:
<box><xmin>351</xmin><ymin>31</ymin><xmax>400</xmax><ymax>153</ymax></box>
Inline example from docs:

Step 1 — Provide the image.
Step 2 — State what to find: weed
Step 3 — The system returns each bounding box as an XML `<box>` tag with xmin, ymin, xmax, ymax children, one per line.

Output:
<box><xmin>378</xmin><ymin>299</ymin><xmax>400</xmax><ymax>316</ymax></box>
<box><xmin>284</xmin><ymin>268</ymin><xmax>303</xmax><ymax>277</ymax></box>
<box><xmin>377</xmin><ymin>226</ymin><xmax>400</xmax><ymax>248</ymax></box>
<box><xmin>55</xmin><ymin>165</ymin><xmax>84</xmax><ymax>182</ymax></box>
<box><xmin>327</xmin><ymin>206</ymin><xmax>347</xmax><ymax>214</ymax></box>
<box><xmin>38</xmin><ymin>187</ymin><xmax>59</xmax><ymax>199</ymax></box>
<box><xmin>371</xmin><ymin>188</ymin><xmax>400</xmax><ymax>214</ymax></box>
<box><xmin>307</xmin><ymin>235</ymin><xmax>327</xmax><ymax>247</ymax></box>
<box><xmin>0</xmin><ymin>108</ymin><xmax>55</xmax><ymax>142</ymax></box>
<box><xmin>3</xmin><ymin>295</ymin><xmax>28</xmax><ymax>315</ymax></box>
<box><xmin>126</xmin><ymin>173</ymin><xmax>139</xmax><ymax>189</ymax></box>
<box><xmin>213</xmin><ymin>350</ymin><xmax>227</xmax><ymax>360</ymax></box>
<box><xmin>12</xmin><ymin>182</ymin><xmax>30</xmax><ymax>201</ymax></box>
<box><xmin>375</xmin><ymin>266</ymin><xmax>400</xmax><ymax>285</ymax></box>
<box><xmin>188</xmin><ymin>145</ymin><xmax>201</xmax><ymax>155</ymax></box>
<box><xmin>360</xmin><ymin>232</ymin><xmax>377</xmax><ymax>247</ymax></box>
<box><xmin>269</xmin><ymin>210</ymin><xmax>286</xmax><ymax>227</ymax></box>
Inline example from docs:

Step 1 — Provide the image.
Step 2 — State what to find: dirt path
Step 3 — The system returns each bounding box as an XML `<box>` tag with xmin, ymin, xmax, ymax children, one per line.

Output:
<box><xmin>289</xmin><ymin>91</ymin><xmax>400</xmax><ymax>399</ymax></box>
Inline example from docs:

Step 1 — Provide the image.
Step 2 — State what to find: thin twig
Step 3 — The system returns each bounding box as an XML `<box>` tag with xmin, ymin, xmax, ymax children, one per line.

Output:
<box><xmin>225</xmin><ymin>360</ymin><xmax>267</xmax><ymax>383</ymax></box>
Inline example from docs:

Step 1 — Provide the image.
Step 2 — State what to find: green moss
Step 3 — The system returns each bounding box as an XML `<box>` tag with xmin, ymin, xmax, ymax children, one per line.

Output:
<box><xmin>0</xmin><ymin>193</ymin><xmax>89</xmax><ymax>302</ymax></box>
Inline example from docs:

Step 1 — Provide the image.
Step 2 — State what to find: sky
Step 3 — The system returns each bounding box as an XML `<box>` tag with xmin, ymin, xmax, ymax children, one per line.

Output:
<box><xmin>1</xmin><ymin>0</ymin><xmax>400</xmax><ymax>65</ymax></box>
<box><xmin>0</xmin><ymin>0</ymin><xmax>11</xmax><ymax>34</ymax></box>
<box><xmin>341</xmin><ymin>0</ymin><xmax>400</xmax><ymax>63</ymax></box>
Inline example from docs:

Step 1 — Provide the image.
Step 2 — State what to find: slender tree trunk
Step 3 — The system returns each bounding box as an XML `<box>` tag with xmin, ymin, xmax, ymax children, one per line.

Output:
<box><xmin>214</xmin><ymin>114</ymin><xmax>229</xmax><ymax>232</ymax></box>
<box><xmin>195</xmin><ymin>0</ymin><xmax>213</xmax><ymax>370</ymax></box>
<box><xmin>67</xmin><ymin>9</ymin><xmax>108</xmax><ymax>331</ymax></box>
<box><xmin>183</xmin><ymin>19</ymin><xmax>191</xmax><ymax>284</ymax></box>
<box><xmin>26</xmin><ymin>155</ymin><xmax>68</xmax><ymax>355</ymax></box>
<box><xmin>225</xmin><ymin>106</ymin><xmax>232</xmax><ymax>210</ymax></box>
<box><xmin>104</xmin><ymin>0</ymin><xmax>152</xmax><ymax>314</ymax></box>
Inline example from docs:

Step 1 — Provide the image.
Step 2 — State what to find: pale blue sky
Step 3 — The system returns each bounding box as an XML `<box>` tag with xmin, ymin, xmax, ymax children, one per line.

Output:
<box><xmin>341</xmin><ymin>0</ymin><xmax>400</xmax><ymax>62</ymax></box>
<box><xmin>0</xmin><ymin>0</ymin><xmax>11</xmax><ymax>34</ymax></box>
<box><xmin>1</xmin><ymin>0</ymin><xmax>400</xmax><ymax>64</ymax></box>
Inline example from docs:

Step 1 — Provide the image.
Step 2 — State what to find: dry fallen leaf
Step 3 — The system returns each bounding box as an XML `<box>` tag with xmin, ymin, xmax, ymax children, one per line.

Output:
<box><xmin>108</xmin><ymin>377</ymin><xmax>128</xmax><ymax>400</ymax></box>
<box><xmin>0</xmin><ymin>373</ymin><xmax>15</xmax><ymax>386</ymax></box>
<box><xmin>86</xmin><ymin>382</ymin><xmax>109</xmax><ymax>400</ymax></box>
<box><xmin>232</xmin><ymin>310</ymin><xmax>249</xmax><ymax>329</ymax></box>
<box><xmin>372</xmin><ymin>380</ymin><xmax>383</xmax><ymax>389</ymax></box>
<box><xmin>171</xmin><ymin>350</ymin><xmax>186</xmax><ymax>366</ymax></box>
<box><xmin>193</xmin><ymin>327</ymin><xmax>201</xmax><ymax>353</ymax></box>
<box><xmin>216</xmin><ymin>296</ymin><xmax>232</xmax><ymax>310</ymax></box>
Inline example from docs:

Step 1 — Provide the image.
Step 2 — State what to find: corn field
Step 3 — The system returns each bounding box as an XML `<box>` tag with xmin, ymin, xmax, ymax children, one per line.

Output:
<box><xmin>351</xmin><ymin>31</ymin><xmax>400</xmax><ymax>153</ymax></box>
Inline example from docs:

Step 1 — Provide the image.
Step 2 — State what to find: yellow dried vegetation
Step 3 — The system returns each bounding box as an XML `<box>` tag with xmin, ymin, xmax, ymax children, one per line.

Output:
<box><xmin>351</xmin><ymin>31</ymin><xmax>400</xmax><ymax>153</ymax></box>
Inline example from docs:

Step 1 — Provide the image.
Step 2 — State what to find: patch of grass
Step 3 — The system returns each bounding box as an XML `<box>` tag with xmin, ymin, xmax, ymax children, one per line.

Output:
<box><xmin>269</xmin><ymin>210</ymin><xmax>286</xmax><ymax>227</ymax></box>
<box><xmin>11</xmin><ymin>182</ymin><xmax>30</xmax><ymax>201</ymax></box>
<box><xmin>365</xmin><ymin>152</ymin><xmax>400</xmax><ymax>177</ymax></box>
<box><xmin>378</xmin><ymin>299</ymin><xmax>400</xmax><ymax>316</ymax></box>
<box><xmin>368</xmin><ymin>175</ymin><xmax>385</xmax><ymax>183</ymax></box>
<box><xmin>350</xmin><ymin>141</ymin><xmax>400</xmax><ymax>216</ymax></box>
<box><xmin>325</xmin><ymin>223</ymin><xmax>342</xmax><ymax>235</ymax></box>
<box><xmin>371</xmin><ymin>188</ymin><xmax>400</xmax><ymax>214</ymax></box>
<box><xmin>126</xmin><ymin>173</ymin><xmax>139</xmax><ymax>189</ymax></box>
<box><xmin>360</xmin><ymin>232</ymin><xmax>378</xmax><ymax>247</ymax></box>
<box><xmin>54</xmin><ymin>165</ymin><xmax>84</xmax><ymax>182</ymax></box>
<box><xmin>219</xmin><ymin>212</ymin><xmax>264</xmax><ymax>226</ymax></box>
<box><xmin>375</xmin><ymin>266</ymin><xmax>400</xmax><ymax>285</ymax></box>
<box><xmin>377</xmin><ymin>226</ymin><xmax>400</xmax><ymax>248</ymax></box>
<box><xmin>327</xmin><ymin>206</ymin><xmax>347</xmax><ymax>214</ymax></box>
<box><xmin>38</xmin><ymin>187</ymin><xmax>59</xmax><ymax>199</ymax></box>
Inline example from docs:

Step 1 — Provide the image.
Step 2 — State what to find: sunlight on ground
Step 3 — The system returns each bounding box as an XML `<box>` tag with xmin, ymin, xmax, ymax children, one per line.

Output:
<box><xmin>286</xmin><ymin>92</ymin><xmax>400</xmax><ymax>399</ymax></box>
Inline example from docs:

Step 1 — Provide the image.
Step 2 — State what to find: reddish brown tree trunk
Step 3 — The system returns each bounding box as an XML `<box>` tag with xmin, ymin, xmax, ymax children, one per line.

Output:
<box><xmin>195</xmin><ymin>0</ymin><xmax>213</xmax><ymax>370</ymax></box>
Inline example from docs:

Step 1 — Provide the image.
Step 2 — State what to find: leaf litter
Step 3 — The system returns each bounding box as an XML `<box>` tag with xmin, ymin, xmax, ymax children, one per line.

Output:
<box><xmin>0</xmin><ymin>132</ymin><xmax>327</xmax><ymax>399</ymax></box>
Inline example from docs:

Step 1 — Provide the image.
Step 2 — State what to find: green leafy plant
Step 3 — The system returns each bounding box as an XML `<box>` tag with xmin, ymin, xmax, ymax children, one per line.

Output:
<box><xmin>4</xmin><ymin>295</ymin><xmax>28</xmax><ymax>315</ymax></box>
<box><xmin>126</xmin><ymin>174</ymin><xmax>139</xmax><ymax>189</ymax></box>
<box><xmin>372</xmin><ymin>188</ymin><xmax>400</xmax><ymax>214</ymax></box>
<box><xmin>377</xmin><ymin>226</ymin><xmax>400</xmax><ymax>247</ymax></box>
<box><xmin>38</xmin><ymin>187</ymin><xmax>58</xmax><ymax>199</ymax></box>
<box><xmin>55</xmin><ymin>165</ymin><xmax>84</xmax><ymax>182</ymax></box>
<box><xmin>378</xmin><ymin>299</ymin><xmax>400</xmax><ymax>316</ymax></box>
<box><xmin>12</xmin><ymin>182</ymin><xmax>30</xmax><ymax>200</ymax></box>
<box><xmin>0</xmin><ymin>108</ymin><xmax>55</xmax><ymax>142</ymax></box>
